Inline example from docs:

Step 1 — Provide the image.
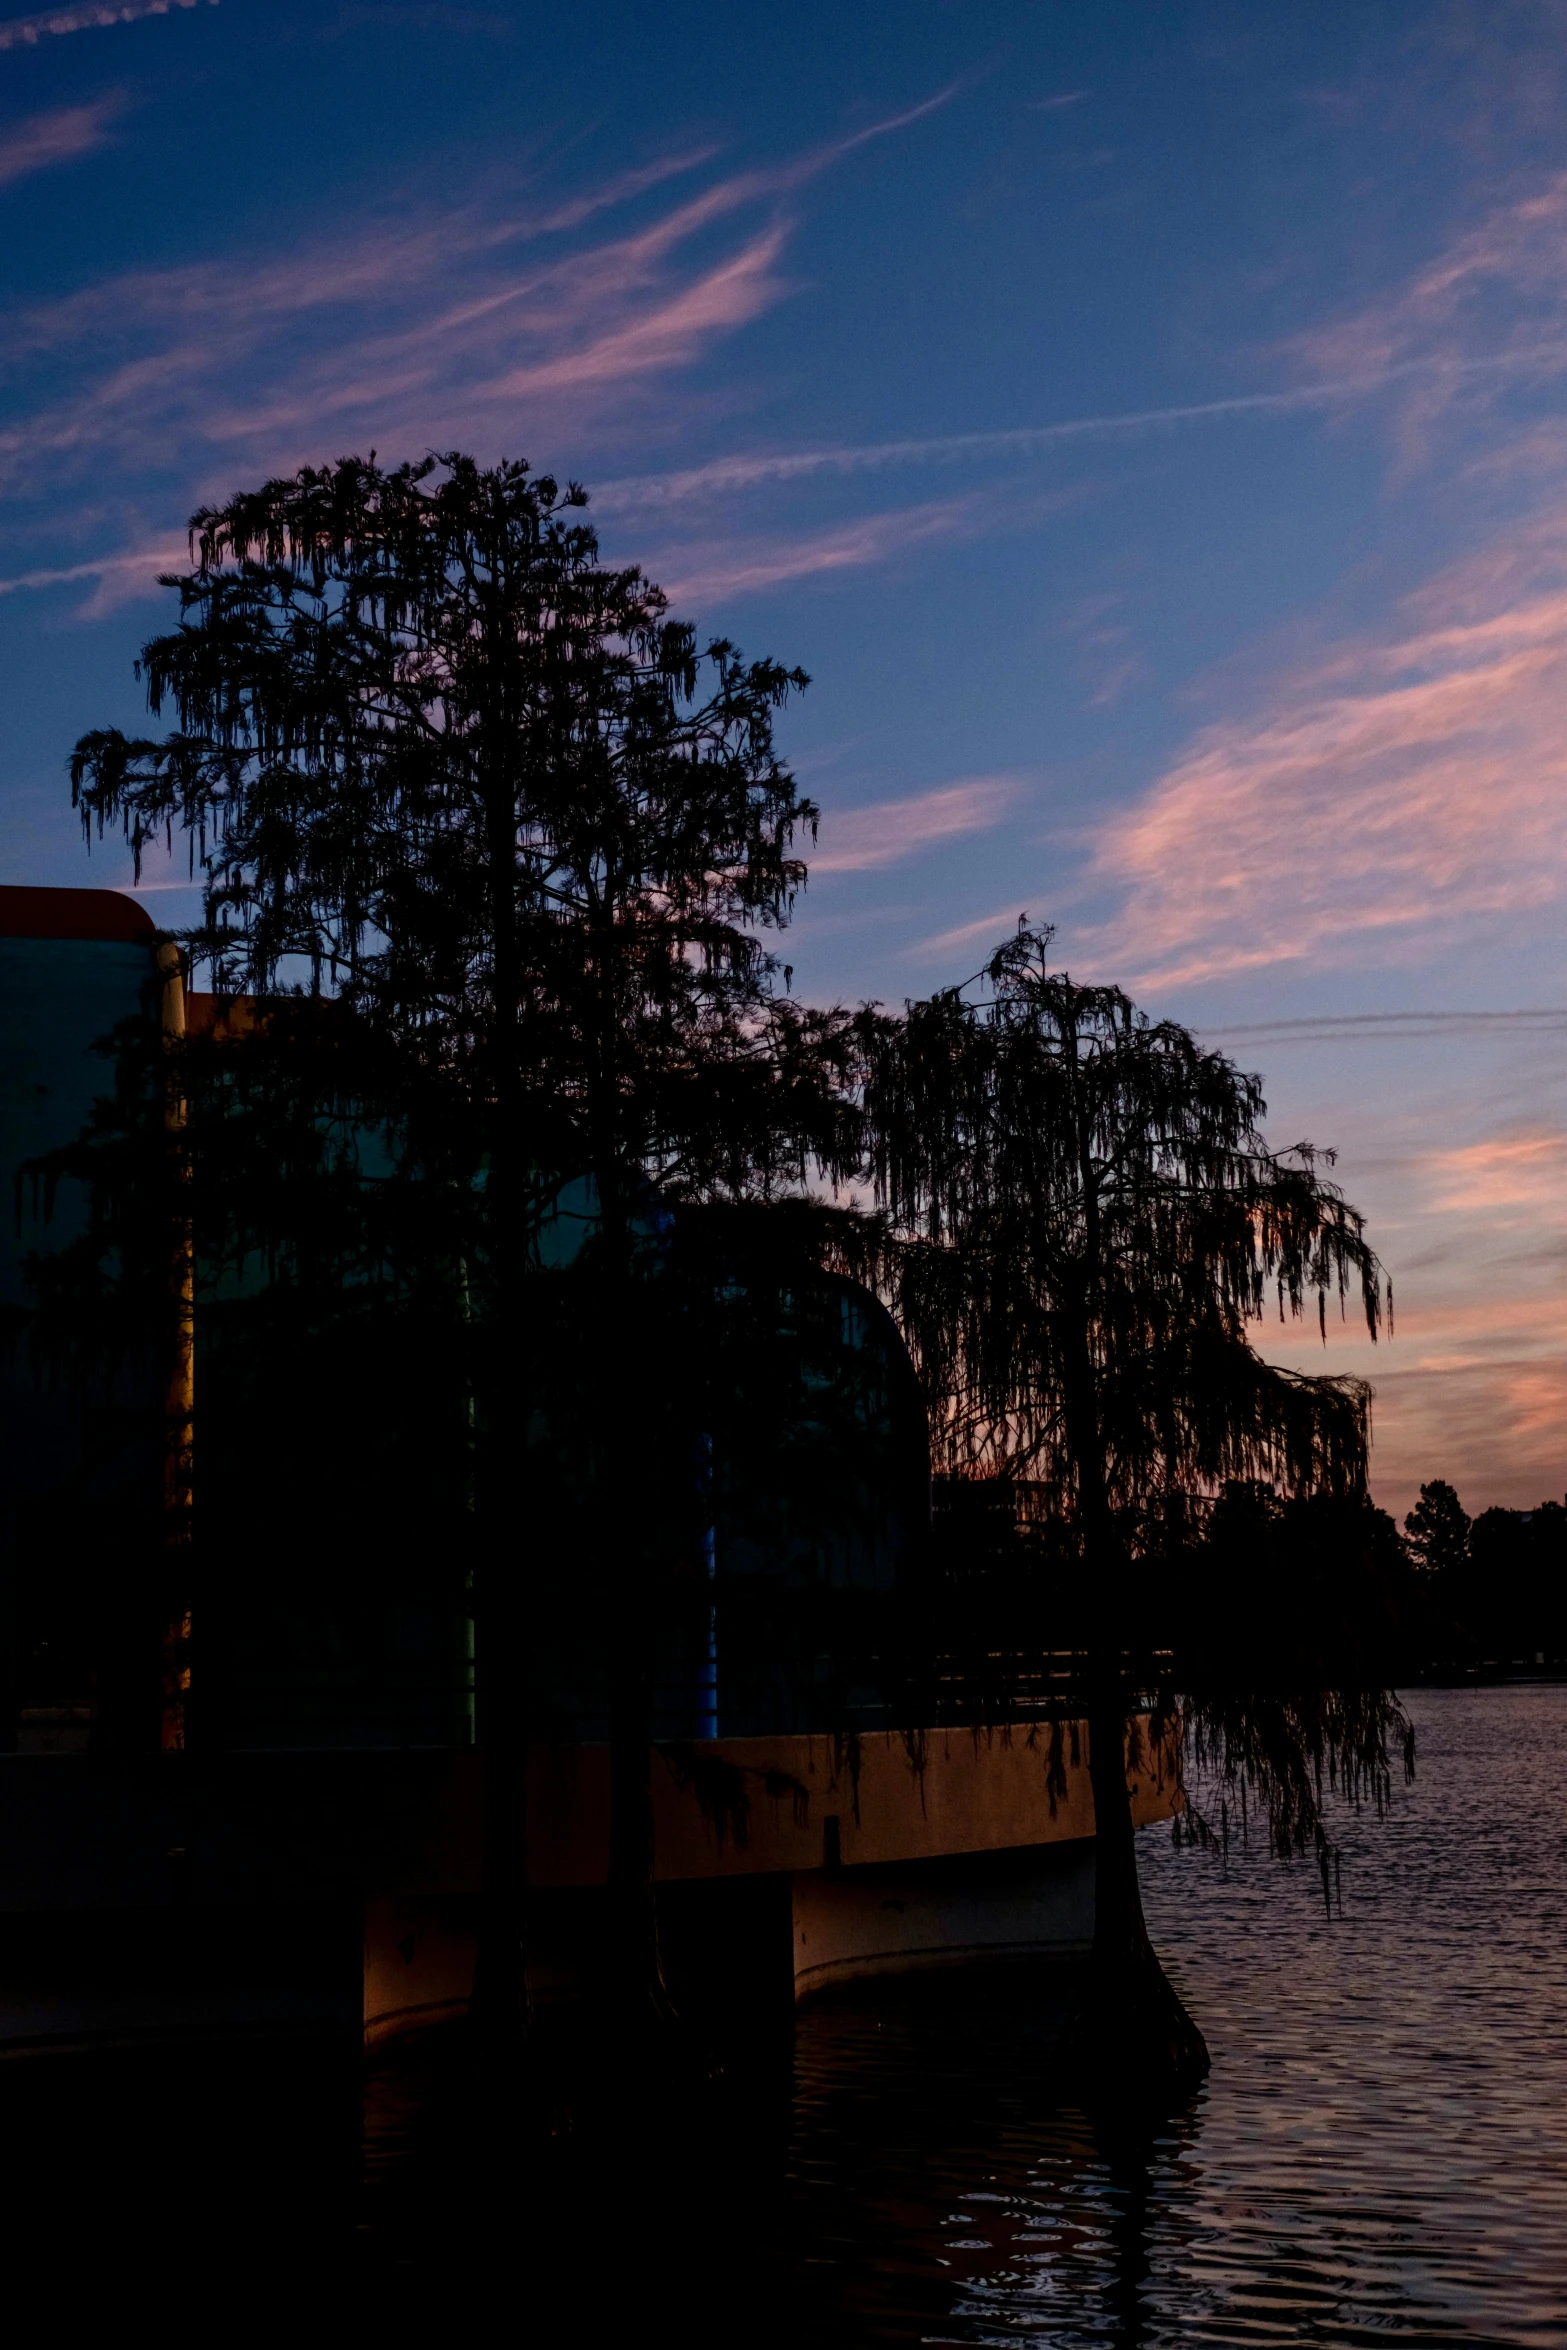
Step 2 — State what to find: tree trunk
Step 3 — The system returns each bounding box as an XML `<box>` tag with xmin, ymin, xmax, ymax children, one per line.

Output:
<box><xmin>159</xmin><ymin>942</ymin><xmax>194</xmax><ymax>1753</ymax></box>
<box><xmin>1055</xmin><ymin>1152</ymin><xmax>1208</xmax><ymax>2103</ymax></box>
<box><xmin>1086</xmin><ymin>1681</ymin><xmax>1155</xmax><ymax>1978</ymax></box>
<box><xmin>582</xmin><ymin>892</ymin><xmax>683</xmax><ymax>2052</ymax></box>
<box><xmin>466</xmin><ymin>768</ymin><xmax>533</xmax><ymax>2072</ymax></box>
<box><xmin>467</xmin><ymin>1534</ymin><xmax>528</xmax><ymax>2063</ymax></box>
<box><xmin>1078</xmin><ymin>1678</ymin><xmax>1208</xmax><ymax>2099</ymax></box>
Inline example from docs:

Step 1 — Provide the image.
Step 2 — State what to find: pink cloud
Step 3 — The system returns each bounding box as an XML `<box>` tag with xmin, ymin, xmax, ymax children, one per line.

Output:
<box><xmin>1289</xmin><ymin>169</ymin><xmax>1567</xmax><ymax>472</ymax></box>
<box><xmin>655</xmin><ymin>482</ymin><xmax>1091</xmax><ymax>609</ymax></box>
<box><xmin>811</xmin><ymin>777</ymin><xmax>1019</xmax><ymax>874</ymax></box>
<box><xmin>907</xmin><ymin>903</ymin><xmax>1039</xmax><ymax>963</ymax></box>
<box><xmin>470</xmin><ymin>225</ymin><xmax>789</xmax><ymax>404</ymax></box>
<box><xmin>0</xmin><ymin>101</ymin><xmax>119</xmax><ymax>187</ymax></box>
<box><xmin>1224</xmin><ymin>1035</ymin><xmax>1567</xmax><ymax>1517</ymax></box>
<box><xmin>0</xmin><ymin>101</ymin><xmax>975</xmax><ymax>623</ymax></box>
<box><xmin>3</xmin><ymin>151</ymin><xmax>724</xmax><ymax>377</ymax></box>
<box><xmin>1086</xmin><ymin>516</ymin><xmax>1567</xmax><ymax>989</ymax></box>
<box><xmin>1259</xmin><ymin>1250</ymin><xmax>1567</xmax><ymax>1517</ymax></box>
<box><xmin>579</xmin><ymin>170</ymin><xmax>1567</xmax><ymax>527</ymax></box>
<box><xmin>1423</xmin><ymin>1128</ymin><xmax>1567</xmax><ymax>1217</ymax></box>
<box><xmin>0</xmin><ymin>163</ymin><xmax>776</xmax><ymax>487</ymax></box>
<box><xmin>0</xmin><ymin>170</ymin><xmax>758</xmax><ymax>489</ymax></box>
<box><xmin>1362</xmin><ymin>1358</ymin><xmax>1567</xmax><ymax>1517</ymax></box>
<box><xmin>1303</xmin><ymin>174</ymin><xmax>1567</xmax><ymax>374</ymax></box>
<box><xmin>0</xmin><ymin>90</ymin><xmax>962</xmax><ymax>508</ymax></box>
<box><xmin>653</xmin><ymin>496</ymin><xmax>996</xmax><ymax>606</ymax></box>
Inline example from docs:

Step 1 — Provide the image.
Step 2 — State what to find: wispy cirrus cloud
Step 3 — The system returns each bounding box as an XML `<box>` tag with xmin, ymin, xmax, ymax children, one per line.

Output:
<box><xmin>1423</xmin><ymin>1126</ymin><xmax>1567</xmax><ymax>1217</ymax></box>
<box><xmin>0</xmin><ymin>91</ymin><xmax>962</xmax><ymax>540</ymax></box>
<box><xmin>23</xmin><ymin>464</ymin><xmax>1049</xmax><ymax>627</ymax></box>
<box><xmin>652</xmin><ymin>480</ymin><xmax>1091</xmax><ymax>609</ymax></box>
<box><xmin>1191</xmin><ymin>1056</ymin><xmax>1567</xmax><ymax>1515</ymax></box>
<box><xmin>0</xmin><ymin>96</ymin><xmax>976</xmax><ymax>612</ymax></box>
<box><xmin>1109</xmin><ymin>169</ymin><xmax>1567</xmax><ymax>1510</ymax></box>
<box><xmin>451</xmin><ymin>220</ymin><xmax>789</xmax><ymax>408</ymax></box>
<box><xmin>1329</xmin><ymin>1110</ymin><xmax>1567</xmax><ymax>1506</ymax></box>
<box><xmin>1291</xmin><ymin>167</ymin><xmax>1567</xmax><ymax>470</ymax></box>
<box><xmin>0</xmin><ymin>157</ymin><xmax>772</xmax><ymax>490</ymax></box>
<box><xmin>907</xmin><ymin>903</ymin><xmax>1037</xmax><ymax>964</ymax></box>
<box><xmin>0</xmin><ymin>100</ymin><xmax>120</xmax><ymax>187</ymax></box>
<box><xmin>1367</xmin><ymin>1354</ymin><xmax>1567</xmax><ymax>1504</ymax></box>
<box><xmin>1086</xmin><ymin>513</ymin><xmax>1567</xmax><ymax>990</ymax></box>
<box><xmin>1301</xmin><ymin>171</ymin><xmax>1567</xmax><ymax>374</ymax></box>
<box><xmin>810</xmin><ymin>776</ymin><xmax>1018</xmax><ymax>874</ymax></box>
<box><xmin>653</xmin><ymin>494</ymin><xmax>999</xmax><ymax>606</ymax></box>
<box><xmin>0</xmin><ymin>0</ymin><xmax>213</xmax><ymax>49</ymax></box>
<box><xmin>10</xmin><ymin>147</ymin><xmax>720</xmax><ymax>369</ymax></box>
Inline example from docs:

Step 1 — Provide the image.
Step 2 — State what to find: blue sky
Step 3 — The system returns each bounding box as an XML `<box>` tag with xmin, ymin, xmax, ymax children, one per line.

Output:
<box><xmin>6</xmin><ymin>0</ymin><xmax>1567</xmax><ymax>1513</ymax></box>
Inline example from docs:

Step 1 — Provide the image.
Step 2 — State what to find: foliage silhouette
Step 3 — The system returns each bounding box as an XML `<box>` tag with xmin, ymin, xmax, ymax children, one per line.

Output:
<box><xmin>1402</xmin><ymin>1479</ymin><xmax>1567</xmax><ymax>1668</ymax></box>
<box><xmin>849</xmin><ymin>923</ymin><xmax>1405</xmax><ymax>2096</ymax></box>
<box><xmin>28</xmin><ymin>455</ymin><xmax>1431</xmax><ymax>2106</ymax></box>
<box><xmin>1405</xmin><ymin>1479</ymin><xmax>1471</xmax><ymax>1580</ymax></box>
<box><xmin>64</xmin><ymin>450</ymin><xmax>855</xmax><ymax>2051</ymax></box>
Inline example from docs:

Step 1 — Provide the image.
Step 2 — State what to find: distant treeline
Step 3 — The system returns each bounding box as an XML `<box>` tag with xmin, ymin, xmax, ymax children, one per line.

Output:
<box><xmin>1399</xmin><ymin>1479</ymin><xmax>1567</xmax><ymax>1672</ymax></box>
<box><xmin>927</xmin><ymin>1475</ymin><xmax>1567</xmax><ymax>1694</ymax></box>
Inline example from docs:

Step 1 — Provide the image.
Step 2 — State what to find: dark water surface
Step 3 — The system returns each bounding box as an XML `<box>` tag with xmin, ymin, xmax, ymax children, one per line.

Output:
<box><xmin>774</xmin><ymin>1681</ymin><xmax>1567</xmax><ymax>2348</ymax></box>
<box><xmin>353</xmin><ymin>1685</ymin><xmax>1567</xmax><ymax>2343</ymax></box>
<box><xmin>5</xmin><ymin>1686</ymin><xmax>1560</xmax><ymax>2338</ymax></box>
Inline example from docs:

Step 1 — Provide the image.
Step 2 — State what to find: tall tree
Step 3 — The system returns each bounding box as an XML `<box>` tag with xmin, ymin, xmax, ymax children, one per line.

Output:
<box><xmin>1404</xmin><ymin>1479</ymin><xmax>1472</xmax><ymax>1579</ymax></box>
<box><xmin>67</xmin><ymin>450</ymin><xmax>843</xmax><ymax>2046</ymax></box>
<box><xmin>857</xmin><ymin>925</ymin><xmax>1395</xmax><ymax>2095</ymax></box>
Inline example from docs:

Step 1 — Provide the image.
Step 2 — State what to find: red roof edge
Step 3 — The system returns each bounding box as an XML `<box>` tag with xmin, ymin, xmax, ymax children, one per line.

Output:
<box><xmin>0</xmin><ymin>885</ymin><xmax>158</xmax><ymax>943</ymax></box>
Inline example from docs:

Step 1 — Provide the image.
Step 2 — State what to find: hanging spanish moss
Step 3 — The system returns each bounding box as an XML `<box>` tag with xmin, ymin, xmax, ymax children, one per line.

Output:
<box><xmin>840</xmin><ymin>921</ymin><xmax>1397</xmax><ymax>2099</ymax></box>
<box><xmin>17</xmin><ymin>454</ymin><xmax>1417</xmax><ymax>2114</ymax></box>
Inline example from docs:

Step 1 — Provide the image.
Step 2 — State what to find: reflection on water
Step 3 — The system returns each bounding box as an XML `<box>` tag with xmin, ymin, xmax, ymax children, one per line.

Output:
<box><xmin>359</xmin><ymin>1686</ymin><xmax>1567</xmax><ymax>2342</ymax></box>
<box><xmin>771</xmin><ymin>1683</ymin><xmax>1567</xmax><ymax>2347</ymax></box>
<box><xmin>768</xmin><ymin>1685</ymin><xmax>1567</xmax><ymax>2346</ymax></box>
<box><xmin>6</xmin><ymin>1686</ymin><xmax>1560</xmax><ymax>2337</ymax></box>
<box><xmin>1131</xmin><ymin>1680</ymin><xmax>1567</xmax><ymax>2349</ymax></box>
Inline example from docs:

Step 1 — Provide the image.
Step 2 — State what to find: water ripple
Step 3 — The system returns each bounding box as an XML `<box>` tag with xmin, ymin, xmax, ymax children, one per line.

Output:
<box><xmin>783</xmin><ymin>1686</ymin><xmax>1567</xmax><ymax>2347</ymax></box>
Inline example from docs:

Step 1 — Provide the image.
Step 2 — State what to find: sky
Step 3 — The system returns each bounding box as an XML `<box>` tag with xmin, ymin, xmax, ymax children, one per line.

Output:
<box><xmin>3</xmin><ymin>0</ymin><xmax>1567</xmax><ymax>1521</ymax></box>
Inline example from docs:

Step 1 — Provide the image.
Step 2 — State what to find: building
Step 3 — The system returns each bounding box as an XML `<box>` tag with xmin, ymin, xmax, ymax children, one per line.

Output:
<box><xmin>0</xmin><ymin>883</ymin><xmax>1177</xmax><ymax>2057</ymax></box>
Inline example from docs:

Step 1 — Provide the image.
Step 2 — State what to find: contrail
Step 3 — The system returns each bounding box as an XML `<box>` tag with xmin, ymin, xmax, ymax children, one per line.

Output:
<box><xmin>594</xmin><ymin>349</ymin><xmax>1567</xmax><ymax>511</ymax></box>
<box><xmin>0</xmin><ymin>0</ymin><xmax>215</xmax><ymax>52</ymax></box>
<box><xmin>596</xmin><ymin>393</ymin><xmax>1347</xmax><ymax>508</ymax></box>
<box><xmin>0</xmin><ymin>546</ymin><xmax>184</xmax><ymax>596</ymax></box>
<box><xmin>1200</xmin><ymin>1009</ymin><xmax>1567</xmax><ymax>1047</ymax></box>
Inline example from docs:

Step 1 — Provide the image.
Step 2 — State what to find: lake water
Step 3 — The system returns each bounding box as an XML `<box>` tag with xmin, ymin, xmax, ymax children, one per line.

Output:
<box><xmin>350</xmin><ymin>1684</ymin><xmax>1567</xmax><ymax>2340</ymax></box>
<box><xmin>745</xmin><ymin>1682</ymin><xmax>1567</xmax><ymax>2346</ymax></box>
<box><xmin>23</xmin><ymin>1683</ymin><xmax>1556</xmax><ymax>2335</ymax></box>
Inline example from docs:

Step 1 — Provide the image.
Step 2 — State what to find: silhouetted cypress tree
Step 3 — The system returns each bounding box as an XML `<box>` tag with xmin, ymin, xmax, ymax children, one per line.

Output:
<box><xmin>66</xmin><ymin>451</ymin><xmax>851</xmax><ymax>2054</ymax></box>
<box><xmin>855</xmin><ymin>924</ymin><xmax>1401</xmax><ymax>2097</ymax></box>
<box><xmin>46</xmin><ymin>469</ymin><xmax>1424</xmax><ymax>2108</ymax></box>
